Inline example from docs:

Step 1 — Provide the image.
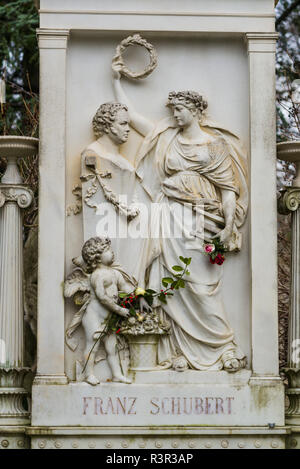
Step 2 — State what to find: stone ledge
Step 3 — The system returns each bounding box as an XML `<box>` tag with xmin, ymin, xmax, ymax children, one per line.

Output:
<box><xmin>28</xmin><ymin>430</ymin><xmax>288</xmax><ymax>450</ymax></box>
<box><xmin>26</xmin><ymin>425</ymin><xmax>289</xmax><ymax>436</ymax></box>
<box><xmin>130</xmin><ymin>369</ymin><xmax>252</xmax><ymax>385</ymax></box>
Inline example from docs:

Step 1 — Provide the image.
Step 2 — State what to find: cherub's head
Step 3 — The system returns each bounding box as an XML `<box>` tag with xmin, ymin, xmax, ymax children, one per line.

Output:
<box><xmin>82</xmin><ymin>237</ymin><xmax>114</xmax><ymax>270</ymax></box>
<box><xmin>92</xmin><ymin>102</ymin><xmax>130</xmax><ymax>144</ymax></box>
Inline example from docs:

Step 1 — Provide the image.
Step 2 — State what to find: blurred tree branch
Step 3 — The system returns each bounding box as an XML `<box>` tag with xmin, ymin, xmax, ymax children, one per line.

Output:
<box><xmin>276</xmin><ymin>0</ymin><xmax>300</xmax><ymax>26</ymax></box>
<box><xmin>0</xmin><ymin>0</ymin><xmax>39</xmax><ymax>136</ymax></box>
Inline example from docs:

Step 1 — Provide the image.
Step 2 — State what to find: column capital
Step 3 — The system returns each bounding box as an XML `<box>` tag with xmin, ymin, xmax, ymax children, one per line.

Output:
<box><xmin>36</xmin><ymin>29</ymin><xmax>70</xmax><ymax>49</ymax></box>
<box><xmin>0</xmin><ymin>185</ymin><xmax>33</xmax><ymax>209</ymax></box>
<box><xmin>278</xmin><ymin>187</ymin><xmax>300</xmax><ymax>214</ymax></box>
<box><xmin>246</xmin><ymin>33</ymin><xmax>278</xmax><ymax>53</ymax></box>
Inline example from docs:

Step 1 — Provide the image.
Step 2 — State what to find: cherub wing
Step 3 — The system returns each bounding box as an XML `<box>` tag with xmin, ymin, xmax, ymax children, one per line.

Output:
<box><xmin>64</xmin><ymin>268</ymin><xmax>91</xmax><ymax>352</ymax></box>
<box><xmin>64</xmin><ymin>268</ymin><xmax>90</xmax><ymax>298</ymax></box>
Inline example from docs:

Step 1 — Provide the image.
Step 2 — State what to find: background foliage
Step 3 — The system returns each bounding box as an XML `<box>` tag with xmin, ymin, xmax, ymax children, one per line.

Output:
<box><xmin>0</xmin><ymin>0</ymin><xmax>39</xmax><ymax>231</ymax></box>
<box><xmin>0</xmin><ymin>0</ymin><xmax>38</xmax><ymax>136</ymax></box>
<box><xmin>276</xmin><ymin>0</ymin><xmax>300</xmax><ymax>141</ymax></box>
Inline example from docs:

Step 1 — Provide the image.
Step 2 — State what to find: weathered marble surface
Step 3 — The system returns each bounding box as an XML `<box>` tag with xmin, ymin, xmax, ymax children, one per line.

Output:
<box><xmin>32</xmin><ymin>375</ymin><xmax>284</xmax><ymax>427</ymax></box>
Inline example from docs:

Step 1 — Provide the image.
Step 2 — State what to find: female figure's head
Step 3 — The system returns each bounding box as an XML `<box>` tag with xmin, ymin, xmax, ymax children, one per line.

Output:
<box><xmin>82</xmin><ymin>237</ymin><xmax>115</xmax><ymax>270</ymax></box>
<box><xmin>167</xmin><ymin>91</ymin><xmax>208</xmax><ymax>128</ymax></box>
<box><xmin>92</xmin><ymin>102</ymin><xmax>130</xmax><ymax>144</ymax></box>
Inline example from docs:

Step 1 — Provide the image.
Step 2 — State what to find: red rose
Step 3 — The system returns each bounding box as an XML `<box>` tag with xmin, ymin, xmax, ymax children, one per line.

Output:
<box><xmin>215</xmin><ymin>254</ymin><xmax>225</xmax><ymax>265</ymax></box>
<box><xmin>209</xmin><ymin>256</ymin><xmax>216</xmax><ymax>264</ymax></box>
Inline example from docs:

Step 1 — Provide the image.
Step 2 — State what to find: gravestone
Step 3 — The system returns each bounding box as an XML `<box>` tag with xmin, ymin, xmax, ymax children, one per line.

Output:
<box><xmin>30</xmin><ymin>0</ymin><xmax>285</xmax><ymax>449</ymax></box>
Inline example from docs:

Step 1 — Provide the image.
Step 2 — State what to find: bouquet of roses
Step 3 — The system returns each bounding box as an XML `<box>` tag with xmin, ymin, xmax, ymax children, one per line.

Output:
<box><xmin>203</xmin><ymin>238</ymin><xmax>226</xmax><ymax>266</ymax></box>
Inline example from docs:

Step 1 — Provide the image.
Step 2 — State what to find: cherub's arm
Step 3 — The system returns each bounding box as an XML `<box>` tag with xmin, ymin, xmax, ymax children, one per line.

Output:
<box><xmin>117</xmin><ymin>274</ymin><xmax>152</xmax><ymax>313</ymax></box>
<box><xmin>91</xmin><ymin>273</ymin><xmax>129</xmax><ymax>318</ymax></box>
<box><xmin>117</xmin><ymin>272</ymin><xmax>135</xmax><ymax>295</ymax></box>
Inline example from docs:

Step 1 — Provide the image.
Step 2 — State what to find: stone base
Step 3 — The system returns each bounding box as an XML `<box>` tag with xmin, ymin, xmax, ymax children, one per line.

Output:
<box><xmin>0</xmin><ymin>426</ymin><xmax>30</xmax><ymax>450</ymax></box>
<box><xmin>0</xmin><ymin>368</ymin><xmax>30</xmax><ymax>425</ymax></box>
<box><xmin>286</xmin><ymin>426</ymin><xmax>300</xmax><ymax>449</ymax></box>
<box><xmin>284</xmin><ymin>369</ymin><xmax>300</xmax><ymax>427</ymax></box>
<box><xmin>31</xmin><ymin>372</ymin><xmax>285</xmax><ymax>427</ymax></box>
<box><xmin>27</xmin><ymin>371</ymin><xmax>286</xmax><ymax>449</ymax></box>
<box><xmin>27</xmin><ymin>427</ymin><xmax>287</xmax><ymax>450</ymax></box>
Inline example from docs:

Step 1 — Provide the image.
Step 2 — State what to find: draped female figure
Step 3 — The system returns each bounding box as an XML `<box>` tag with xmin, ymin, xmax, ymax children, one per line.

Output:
<box><xmin>113</xmin><ymin>72</ymin><xmax>248</xmax><ymax>372</ymax></box>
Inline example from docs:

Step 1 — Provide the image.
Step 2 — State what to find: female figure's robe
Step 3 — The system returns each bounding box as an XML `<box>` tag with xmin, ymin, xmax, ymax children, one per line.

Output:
<box><xmin>136</xmin><ymin>117</ymin><xmax>248</xmax><ymax>370</ymax></box>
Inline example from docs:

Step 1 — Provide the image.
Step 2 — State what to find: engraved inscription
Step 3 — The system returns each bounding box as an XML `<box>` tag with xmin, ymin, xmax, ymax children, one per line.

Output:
<box><xmin>82</xmin><ymin>396</ymin><xmax>234</xmax><ymax>416</ymax></box>
<box><xmin>150</xmin><ymin>397</ymin><xmax>234</xmax><ymax>415</ymax></box>
<box><xmin>83</xmin><ymin>397</ymin><xmax>137</xmax><ymax>415</ymax></box>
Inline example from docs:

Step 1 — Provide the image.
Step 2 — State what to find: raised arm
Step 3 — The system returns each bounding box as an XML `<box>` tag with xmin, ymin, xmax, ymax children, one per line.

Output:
<box><xmin>112</xmin><ymin>67</ymin><xmax>155</xmax><ymax>137</ymax></box>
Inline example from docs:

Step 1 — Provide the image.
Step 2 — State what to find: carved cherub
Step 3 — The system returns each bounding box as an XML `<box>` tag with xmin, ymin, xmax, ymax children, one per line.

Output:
<box><xmin>64</xmin><ymin>237</ymin><xmax>137</xmax><ymax>385</ymax></box>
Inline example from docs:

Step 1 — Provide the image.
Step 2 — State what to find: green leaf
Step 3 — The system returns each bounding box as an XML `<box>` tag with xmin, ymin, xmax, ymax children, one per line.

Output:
<box><xmin>146</xmin><ymin>289</ymin><xmax>157</xmax><ymax>295</ymax></box>
<box><xmin>119</xmin><ymin>292</ymin><xmax>128</xmax><ymax>298</ymax></box>
<box><xmin>158</xmin><ymin>293</ymin><xmax>167</xmax><ymax>304</ymax></box>
<box><xmin>162</xmin><ymin>277</ymin><xmax>174</xmax><ymax>284</ymax></box>
<box><xmin>178</xmin><ymin>279</ymin><xmax>185</xmax><ymax>288</ymax></box>
<box><xmin>172</xmin><ymin>265</ymin><xmax>184</xmax><ymax>272</ymax></box>
<box><xmin>185</xmin><ymin>270</ymin><xmax>190</xmax><ymax>275</ymax></box>
<box><xmin>129</xmin><ymin>306</ymin><xmax>136</xmax><ymax>316</ymax></box>
<box><xmin>162</xmin><ymin>280</ymin><xmax>168</xmax><ymax>288</ymax></box>
<box><xmin>145</xmin><ymin>296</ymin><xmax>153</xmax><ymax>306</ymax></box>
<box><xmin>179</xmin><ymin>256</ymin><xmax>191</xmax><ymax>265</ymax></box>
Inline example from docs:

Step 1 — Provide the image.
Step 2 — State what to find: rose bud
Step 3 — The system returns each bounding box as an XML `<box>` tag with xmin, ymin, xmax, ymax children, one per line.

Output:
<box><xmin>204</xmin><ymin>244</ymin><xmax>215</xmax><ymax>254</ymax></box>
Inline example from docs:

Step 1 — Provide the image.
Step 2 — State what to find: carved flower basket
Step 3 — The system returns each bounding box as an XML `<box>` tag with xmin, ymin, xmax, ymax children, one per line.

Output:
<box><xmin>120</xmin><ymin>311</ymin><xmax>170</xmax><ymax>371</ymax></box>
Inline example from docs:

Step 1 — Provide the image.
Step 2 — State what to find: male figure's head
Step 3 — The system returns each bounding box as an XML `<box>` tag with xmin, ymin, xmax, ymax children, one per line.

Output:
<box><xmin>92</xmin><ymin>102</ymin><xmax>130</xmax><ymax>145</ymax></box>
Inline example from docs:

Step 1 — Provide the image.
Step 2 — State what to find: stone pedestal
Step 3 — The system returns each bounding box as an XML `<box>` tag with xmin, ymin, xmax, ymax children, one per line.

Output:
<box><xmin>0</xmin><ymin>136</ymin><xmax>37</xmax><ymax>428</ymax></box>
<box><xmin>277</xmin><ymin>141</ymin><xmax>300</xmax><ymax>448</ymax></box>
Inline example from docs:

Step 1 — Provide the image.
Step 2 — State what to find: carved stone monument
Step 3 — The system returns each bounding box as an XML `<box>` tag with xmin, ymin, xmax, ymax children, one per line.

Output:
<box><xmin>27</xmin><ymin>0</ymin><xmax>286</xmax><ymax>449</ymax></box>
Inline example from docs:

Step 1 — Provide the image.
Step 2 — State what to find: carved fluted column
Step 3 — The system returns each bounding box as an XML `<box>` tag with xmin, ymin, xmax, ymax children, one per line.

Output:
<box><xmin>0</xmin><ymin>136</ymin><xmax>37</xmax><ymax>425</ymax></box>
<box><xmin>277</xmin><ymin>141</ymin><xmax>300</xmax><ymax>429</ymax></box>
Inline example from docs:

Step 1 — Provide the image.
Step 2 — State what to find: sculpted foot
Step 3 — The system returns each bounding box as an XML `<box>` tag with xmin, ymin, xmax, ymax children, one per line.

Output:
<box><xmin>85</xmin><ymin>374</ymin><xmax>100</xmax><ymax>385</ymax></box>
<box><xmin>112</xmin><ymin>375</ymin><xmax>132</xmax><ymax>384</ymax></box>
<box><xmin>223</xmin><ymin>358</ymin><xmax>246</xmax><ymax>373</ymax></box>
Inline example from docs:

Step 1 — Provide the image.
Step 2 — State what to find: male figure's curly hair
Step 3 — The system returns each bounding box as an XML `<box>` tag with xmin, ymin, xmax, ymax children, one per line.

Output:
<box><xmin>92</xmin><ymin>102</ymin><xmax>128</xmax><ymax>138</ymax></box>
<box><xmin>167</xmin><ymin>91</ymin><xmax>208</xmax><ymax>114</ymax></box>
<box><xmin>82</xmin><ymin>237</ymin><xmax>111</xmax><ymax>270</ymax></box>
